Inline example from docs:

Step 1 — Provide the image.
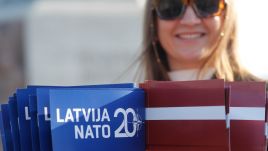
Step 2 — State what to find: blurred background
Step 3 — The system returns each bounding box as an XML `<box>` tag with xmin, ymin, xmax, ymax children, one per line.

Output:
<box><xmin>0</xmin><ymin>0</ymin><xmax>268</xmax><ymax>149</ymax></box>
<box><xmin>0</xmin><ymin>0</ymin><xmax>145</xmax><ymax>103</ymax></box>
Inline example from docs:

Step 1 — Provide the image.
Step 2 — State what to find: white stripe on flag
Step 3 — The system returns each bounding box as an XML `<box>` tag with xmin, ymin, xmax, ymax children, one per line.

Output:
<box><xmin>230</xmin><ymin>107</ymin><xmax>265</xmax><ymax>121</ymax></box>
<box><xmin>146</xmin><ymin>106</ymin><xmax>226</xmax><ymax>120</ymax></box>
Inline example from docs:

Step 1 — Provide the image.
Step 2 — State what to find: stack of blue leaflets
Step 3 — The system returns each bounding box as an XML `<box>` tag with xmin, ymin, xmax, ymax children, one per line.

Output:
<box><xmin>0</xmin><ymin>83</ymin><xmax>145</xmax><ymax>151</ymax></box>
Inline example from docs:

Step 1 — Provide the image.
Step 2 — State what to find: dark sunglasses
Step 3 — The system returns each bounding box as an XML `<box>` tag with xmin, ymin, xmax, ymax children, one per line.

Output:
<box><xmin>152</xmin><ymin>0</ymin><xmax>226</xmax><ymax>20</ymax></box>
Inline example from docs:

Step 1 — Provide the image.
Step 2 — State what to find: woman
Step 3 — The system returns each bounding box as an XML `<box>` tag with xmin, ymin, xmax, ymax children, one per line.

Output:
<box><xmin>139</xmin><ymin>0</ymin><xmax>261</xmax><ymax>81</ymax></box>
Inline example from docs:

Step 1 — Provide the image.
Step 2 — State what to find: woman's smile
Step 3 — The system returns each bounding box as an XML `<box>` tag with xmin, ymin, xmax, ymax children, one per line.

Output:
<box><xmin>175</xmin><ymin>32</ymin><xmax>206</xmax><ymax>40</ymax></box>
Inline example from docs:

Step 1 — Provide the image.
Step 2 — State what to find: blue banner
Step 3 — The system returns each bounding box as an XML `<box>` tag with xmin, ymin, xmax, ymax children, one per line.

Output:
<box><xmin>0</xmin><ymin>104</ymin><xmax>13</xmax><ymax>151</ymax></box>
<box><xmin>36</xmin><ymin>83</ymin><xmax>135</xmax><ymax>151</ymax></box>
<box><xmin>8</xmin><ymin>95</ymin><xmax>20</xmax><ymax>151</ymax></box>
<box><xmin>50</xmin><ymin>88</ymin><xmax>145</xmax><ymax>151</ymax></box>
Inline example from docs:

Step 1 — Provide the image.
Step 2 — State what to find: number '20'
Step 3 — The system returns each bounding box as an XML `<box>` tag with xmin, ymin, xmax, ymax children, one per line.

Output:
<box><xmin>114</xmin><ymin>108</ymin><xmax>137</xmax><ymax>138</ymax></box>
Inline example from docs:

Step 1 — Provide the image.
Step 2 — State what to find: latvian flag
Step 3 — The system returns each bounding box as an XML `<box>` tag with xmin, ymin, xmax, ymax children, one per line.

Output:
<box><xmin>227</xmin><ymin>82</ymin><xmax>266</xmax><ymax>151</ymax></box>
<box><xmin>141</xmin><ymin>80</ymin><xmax>230</xmax><ymax>151</ymax></box>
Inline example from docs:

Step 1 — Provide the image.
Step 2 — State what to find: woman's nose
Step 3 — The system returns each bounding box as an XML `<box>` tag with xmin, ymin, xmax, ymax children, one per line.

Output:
<box><xmin>180</xmin><ymin>6</ymin><xmax>201</xmax><ymax>25</ymax></box>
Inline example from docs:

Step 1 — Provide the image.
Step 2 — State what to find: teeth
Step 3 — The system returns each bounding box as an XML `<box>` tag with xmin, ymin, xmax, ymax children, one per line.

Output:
<box><xmin>178</xmin><ymin>33</ymin><xmax>203</xmax><ymax>39</ymax></box>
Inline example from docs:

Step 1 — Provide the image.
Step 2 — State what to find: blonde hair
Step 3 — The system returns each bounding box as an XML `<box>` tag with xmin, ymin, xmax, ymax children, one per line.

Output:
<box><xmin>139</xmin><ymin>0</ymin><xmax>260</xmax><ymax>81</ymax></box>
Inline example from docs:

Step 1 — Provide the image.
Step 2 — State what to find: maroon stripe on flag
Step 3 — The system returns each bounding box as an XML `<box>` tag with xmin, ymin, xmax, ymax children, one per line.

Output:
<box><xmin>147</xmin><ymin>120</ymin><xmax>228</xmax><ymax>146</ymax></box>
<box><xmin>227</xmin><ymin>82</ymin><xmax>266</xmax><ymax>107</ymax></box>
<box><xmin>147</xmin><ymin>145</ymin><xmax>230</xmax><ymax>151</ymax></box>
<box><xmin>147</xmin><ymin>88</ymin><xmax>225</xmax><ymax>107</ymax></box>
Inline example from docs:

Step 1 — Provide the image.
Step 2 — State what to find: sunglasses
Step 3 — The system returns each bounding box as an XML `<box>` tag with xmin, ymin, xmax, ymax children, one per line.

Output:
<box><xmin>152</xmin><ymin>0</ymin><xmax>226</xmax><ymax>20</ymax></box>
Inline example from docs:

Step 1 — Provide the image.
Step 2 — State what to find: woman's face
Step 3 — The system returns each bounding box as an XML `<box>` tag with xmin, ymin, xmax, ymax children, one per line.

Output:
<box><xmin>157</xmin><ymin>6</ymin><xmax>223</xmax><ymax>70</ymax></box>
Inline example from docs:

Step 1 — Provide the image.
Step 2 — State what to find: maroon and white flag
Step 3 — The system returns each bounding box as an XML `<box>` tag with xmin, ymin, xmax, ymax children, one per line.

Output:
<box><xmin>228</xmin><ymin>82</ymin><xmax>266</xmax><ymax>151</ymax></box>
<box><xmin>142</xmin><ymin>80</ymin><xmax>230</xmax><ymax>151</ymax></box>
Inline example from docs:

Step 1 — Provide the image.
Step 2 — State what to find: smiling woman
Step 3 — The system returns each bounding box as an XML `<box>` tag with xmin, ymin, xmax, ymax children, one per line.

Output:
<box><xmin>157</xmin><ymin>2</ymin><xmax>223</xmax><ymax>70</ymax></box>
<box><xmin>138</xmin><ymin>0</ymin><xmax>263</xmax><ymax>82</ymax></box>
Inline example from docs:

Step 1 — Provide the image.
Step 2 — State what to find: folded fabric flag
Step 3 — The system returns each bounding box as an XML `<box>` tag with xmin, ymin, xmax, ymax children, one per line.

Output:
<box><xmin>7</xmin><ymin>95</ymin><xmax>20</xmax><ymax>151</ymax></box>
<box><xmin>266</xmin><ymin>92</ymin><xmax>268</xmax><ymax>139</ymax></box>
<box><xmin>29</xmin><ymin>95</ymin><xmax>39</xmax><ymax>151</ymax></box>
<box><xmin>49</xmin><ymin>88</ymin><xmax>145</xmax><ymax>151</ymax></box>
<box><xmin>16</xmin><ymin>88</ymin><xmax>35</xmax><ymax>151</ymax></box>
<box><xmin>35</xmin><ymin>83</ymin><xmax>135</xmax><ymax>151</ymax></box>
<box><xmin>265</xmin><ymin>92</ymin><xmax>268</xmax><ymax>149</ymax></box>
<box><xmin>142</xmin><ymin>80</ymin><xmax>229</xmax><ymax>151</ymax></box>
<box><xmin>0</xmin><ymin>104</ymin><xmax>13</xmax><ymax>151</ymax></box>
<box><xmin>265</xmin><ymin>92</ymin><xmax>268</xmax><ymax>150</ymax></box>
<box><xmin>227</xmin><ymin>82</ymin><xmax>266</xmax><ymax>151</ymax></box>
